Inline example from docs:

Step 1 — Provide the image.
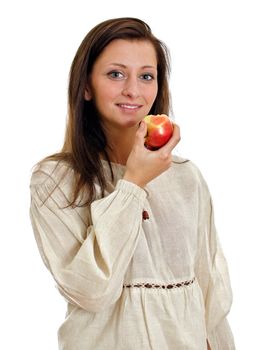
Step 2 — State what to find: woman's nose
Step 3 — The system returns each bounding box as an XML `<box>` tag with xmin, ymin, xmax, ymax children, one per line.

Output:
<box><xmin>121</xmin><ymin>77</ymin><xmax>140</xmax><ymax>98</ymax></box>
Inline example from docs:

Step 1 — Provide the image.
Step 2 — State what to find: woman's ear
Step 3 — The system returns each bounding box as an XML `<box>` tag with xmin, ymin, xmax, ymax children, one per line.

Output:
<box><xmin>84</xmin><ymin>85</ymin><xmax>92</xmax><ymax>101</ymax></box>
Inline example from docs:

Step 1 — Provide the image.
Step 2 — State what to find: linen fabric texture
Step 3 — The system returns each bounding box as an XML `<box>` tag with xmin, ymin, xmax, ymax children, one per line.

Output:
<box><xmin>30</xmin><ymin>156</ymin><xmax>235</xmax><ymax>349</ymax></box>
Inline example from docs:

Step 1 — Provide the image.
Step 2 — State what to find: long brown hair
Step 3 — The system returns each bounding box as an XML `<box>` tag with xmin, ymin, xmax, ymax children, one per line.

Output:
<box><xmin>43</xmin><ymin>17</ymin><xmax>172</xmax><ymax>206</ymax></box>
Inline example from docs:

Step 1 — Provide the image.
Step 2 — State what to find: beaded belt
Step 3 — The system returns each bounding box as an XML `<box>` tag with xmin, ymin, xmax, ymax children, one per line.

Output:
<box><xmin>123</xmin><ymin>277</ymin><xmax>195</xmax><ymax>290</ymax></box>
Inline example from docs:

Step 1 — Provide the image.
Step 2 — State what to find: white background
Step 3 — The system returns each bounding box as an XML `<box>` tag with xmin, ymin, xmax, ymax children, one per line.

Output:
<box><xmin>1</xmin><ymin>0</ymin><xmax>257</xmax><ymax>348</ymax></box>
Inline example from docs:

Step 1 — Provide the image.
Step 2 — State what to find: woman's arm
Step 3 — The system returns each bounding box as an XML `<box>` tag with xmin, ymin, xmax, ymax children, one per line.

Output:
<box><xmin>30</xmin><ymin>175</ymin><xmax>147</xmax><ymax>313</ymax></box>
<box><xmin>194</xmin><ymin>176</ymin><xmax>235</xmax><ymax>349</ymax></box>
<box><xmin>30</xmin><ymin>121</ymin><xmax>180</xmax><ymax>313</ymax></box>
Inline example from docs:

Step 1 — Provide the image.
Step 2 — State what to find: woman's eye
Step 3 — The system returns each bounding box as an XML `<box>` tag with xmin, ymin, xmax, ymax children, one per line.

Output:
<box><xmin>141</xmin><ymin>73</ymin><xmax>154</xmax><ymax>81</ymax></box>
<box><xmin>108</xmin><ymin>71</ymin><xmax>124</xmax><ymax>79</ymax></box>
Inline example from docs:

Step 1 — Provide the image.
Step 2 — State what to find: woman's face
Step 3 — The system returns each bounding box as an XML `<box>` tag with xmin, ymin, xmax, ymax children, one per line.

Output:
<box><xmin>85</xmin><ymin>39</ymin><xmax>158</xmax><ymax>131</ymax></box>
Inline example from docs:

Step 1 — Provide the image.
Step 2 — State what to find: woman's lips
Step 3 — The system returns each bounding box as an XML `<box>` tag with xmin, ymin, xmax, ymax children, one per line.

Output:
<box><xmin>116</xmin><ymin>103</ymin><xmax>142</xmax><ymax>111</ymax></box>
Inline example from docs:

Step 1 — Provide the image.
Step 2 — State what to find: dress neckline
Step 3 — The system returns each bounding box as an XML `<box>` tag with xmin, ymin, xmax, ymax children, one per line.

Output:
<box><xmin>101</xmin><ymin>158</ymin><xmax>126</xmax><ymax>169</ymax></box>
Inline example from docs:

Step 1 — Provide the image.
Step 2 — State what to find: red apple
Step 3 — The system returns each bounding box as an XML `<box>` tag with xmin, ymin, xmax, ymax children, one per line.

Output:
<box><xmin>143</xmin><ymin>114</ymin><xmax>173</xmax><ymax>150</ymax></box>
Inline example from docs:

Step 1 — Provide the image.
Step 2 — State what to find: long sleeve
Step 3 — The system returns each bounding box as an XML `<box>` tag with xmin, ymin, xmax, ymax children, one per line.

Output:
<box><xmin>195</xmin><ymin>193</ymin><xmax>235</xmax><ymax>349</ymax></box>
<box><xmin>30</xmin><ymin>163</ymin><xmax>147</xmax><ymax>313</ymax></box>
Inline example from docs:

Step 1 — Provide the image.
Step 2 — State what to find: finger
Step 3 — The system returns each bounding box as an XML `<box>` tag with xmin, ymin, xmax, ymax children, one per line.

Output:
<box><xmin>160</xmin><ymin>123</ymin><xmax>181</xmax><ymax>153</ymax></box>
<box><xmin>134</xmin><ymin>121</ymin><xmax>147</xmax><ymax>146</ymax></box>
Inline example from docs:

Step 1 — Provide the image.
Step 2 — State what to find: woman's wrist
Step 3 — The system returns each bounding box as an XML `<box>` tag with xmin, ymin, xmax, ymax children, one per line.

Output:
<box><xmin>122</xmin><ymin>172</ymin><xmax>146</xmax><ymax>188</ymax></box>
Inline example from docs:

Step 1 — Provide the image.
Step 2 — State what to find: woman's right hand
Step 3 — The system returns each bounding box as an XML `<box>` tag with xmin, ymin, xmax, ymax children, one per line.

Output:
<box><xmin>123</xmin><ymin>120</ymin><xmax>181</xmax><ymax>188</ymax></box>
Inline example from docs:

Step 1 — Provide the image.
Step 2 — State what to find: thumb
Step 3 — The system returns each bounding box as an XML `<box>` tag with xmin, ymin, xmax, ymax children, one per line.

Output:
<box><xmin>135</xmin><ymin>121</ymin><xmax>147</xmax><ymax>145</ymax></box>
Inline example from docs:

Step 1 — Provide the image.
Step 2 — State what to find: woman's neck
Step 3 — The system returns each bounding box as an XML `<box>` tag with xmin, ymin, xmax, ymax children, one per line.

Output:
<box><xmin>104</xmin><ymin>126</ymin><xmax>138</xmax><ymax>165</ymax></box>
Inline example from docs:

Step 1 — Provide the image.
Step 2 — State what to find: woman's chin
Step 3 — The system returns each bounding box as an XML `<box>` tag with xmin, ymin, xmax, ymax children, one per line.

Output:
<box><xmin>123</xmin><ymin>120</ymin><xmax>141</xmax><ymax>129</ymax></box>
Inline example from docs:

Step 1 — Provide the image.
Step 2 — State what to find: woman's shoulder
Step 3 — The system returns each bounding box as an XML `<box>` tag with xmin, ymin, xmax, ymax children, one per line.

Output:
<box><xmin>172</xmin><ymin>154</ymin><xmax>199</xmax><ymax>173</ymax></box>
<box><xmin>30</xmin><ymin>159</ymin><xmax>73</xmax><ymax>186</ymax></box>
<box><xmin>30</xmin><ymin>158</ymin><xmax>75</xmax><ymax>205</ymax></box>
<box><xmin>172</xmin><ymin>154</ymin><xmax>209</xmax><ymax>191</ymax></box>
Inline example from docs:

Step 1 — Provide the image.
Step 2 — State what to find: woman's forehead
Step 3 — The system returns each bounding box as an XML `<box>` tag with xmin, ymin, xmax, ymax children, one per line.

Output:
<box><xmin>95</xmin><ymin>39</ymin><xmax>158</xmax><ymax>68</ymax></box>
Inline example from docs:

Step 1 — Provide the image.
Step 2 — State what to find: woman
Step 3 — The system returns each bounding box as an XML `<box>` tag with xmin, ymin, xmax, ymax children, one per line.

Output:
<box><xmin>30</xmin><ymin>17</ymin><xmax>235</xmax><ymax>349</ymax></box>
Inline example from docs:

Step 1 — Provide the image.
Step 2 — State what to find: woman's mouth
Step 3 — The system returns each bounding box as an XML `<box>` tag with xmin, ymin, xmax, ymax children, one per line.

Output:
<box><xmin>116</xmin><ymin>103</ymin><xmax>142</xmax><ymax>111</ymax></box>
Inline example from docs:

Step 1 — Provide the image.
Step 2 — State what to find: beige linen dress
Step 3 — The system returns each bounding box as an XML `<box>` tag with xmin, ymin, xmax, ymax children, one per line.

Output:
<box><xmin>29</xmin><ymin>156</ymin><xmax>235</xmax><ymax>349</ymax></box>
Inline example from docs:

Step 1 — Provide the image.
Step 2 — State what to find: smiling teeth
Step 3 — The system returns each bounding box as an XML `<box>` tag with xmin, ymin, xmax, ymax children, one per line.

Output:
<box><xmin>119</xmin><ymin>104</ymin><xmax>139</xmax><ymax>109</ymax></box>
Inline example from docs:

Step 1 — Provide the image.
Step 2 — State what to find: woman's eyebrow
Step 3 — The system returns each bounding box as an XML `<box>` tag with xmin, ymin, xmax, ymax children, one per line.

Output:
<box><xmin>108</xmin><ymin>63</ymin><xmax>157</xmax><ymax>69</ymax></box>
